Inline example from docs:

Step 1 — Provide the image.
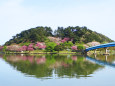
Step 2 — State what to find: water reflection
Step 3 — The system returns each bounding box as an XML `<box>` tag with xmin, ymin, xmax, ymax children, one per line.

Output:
<box><xmin>0</xmin><ymin>54</ymin><xmax>103</xmax><ymax>79</ymax></box>
<box><xmin>86</xmin><ymin>54</ymin><xmax>115</xmax><ymax>68</ymax></box>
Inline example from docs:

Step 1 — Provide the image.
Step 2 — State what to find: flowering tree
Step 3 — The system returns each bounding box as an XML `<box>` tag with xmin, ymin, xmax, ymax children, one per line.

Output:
<box><xmin>21</xmin><ymin>45</ymin><xmax>27</xmax><ymax>51</ymax></box>
<box><xmin>27</xmin><ymin>44</ymin><xmax>34</xmax><ymax>51</ymax></box>
<box><xmin>7</xmin><ymin>45</ymin><xmax>21</xmax><ymax>51</ymax></box>
<box><xmin>35</xmin><ymin>42</ymin><xmax>46</xmax><ymax>49</ymax></box>
<box><xmin>48</xmin><ymin>37</ymin><xmax>62</xmax><ymax>44</ymax></box>
<box><xmin>87</xmin><ymin>41</ymin><xmax>100</xmax><ymax>47</ymax></box>
<box><xmin>71</xmin><ymin>46</ymin><xmax>77</xmax><ymax>50</ymax></box>
<box><xmin>61</xmin><ymin>38</ymin><xmax>70</xmax><ymax>43</ymax></box>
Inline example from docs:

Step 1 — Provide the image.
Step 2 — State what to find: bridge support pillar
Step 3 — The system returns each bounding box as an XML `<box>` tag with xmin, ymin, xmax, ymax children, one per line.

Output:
<box><xmin>94</xmin><ymin>49</ymin><xmax>97</xmax><ymax>54</ymax></box>
<box><xmin>105</xmin><ymin>48</ymin><xmax>107</xmax><ymax>54</ymax></box>
<box><xmin>103</xmin><ymin>47</ymin><xmax>109</xmax><ymax>55</ymax></box>
<box><xmin>105</xmin><ymin>55</ymin><xmax>108</xmax><ymax>61</ymax></box>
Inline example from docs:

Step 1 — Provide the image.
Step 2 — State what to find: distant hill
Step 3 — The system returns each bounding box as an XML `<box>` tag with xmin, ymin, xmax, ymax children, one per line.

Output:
<box><xmin>5</xmin><ymin>26</ymin><xmax>114</xmax><ymax>45</ymax></box>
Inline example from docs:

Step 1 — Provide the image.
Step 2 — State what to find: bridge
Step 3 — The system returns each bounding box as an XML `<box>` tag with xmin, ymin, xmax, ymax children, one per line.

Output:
<box><xmin>84</xmin><ymin>42</ymin><xmax>115</xmax><ymax>54</ymax></box>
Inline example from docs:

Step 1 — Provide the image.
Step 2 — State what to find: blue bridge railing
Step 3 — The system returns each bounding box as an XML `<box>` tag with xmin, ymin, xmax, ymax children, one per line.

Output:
<box><xmin>85</xmin><ymin>42</ymin><xmax>115</xmax><ymax>52</ymax></box>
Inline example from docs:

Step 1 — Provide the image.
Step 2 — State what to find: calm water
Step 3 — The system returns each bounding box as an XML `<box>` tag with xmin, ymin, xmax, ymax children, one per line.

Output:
<box><xmin>0</xmin><ymin>54</ymin><xmax>115</xmax><ymax>86</ymax></box>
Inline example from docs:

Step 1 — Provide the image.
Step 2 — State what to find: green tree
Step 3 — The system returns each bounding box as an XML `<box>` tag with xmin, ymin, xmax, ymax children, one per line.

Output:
<box><xmin>45</xmin><ymin>42</ymin><xmax>57</xmax><ymax>52</ymax></box>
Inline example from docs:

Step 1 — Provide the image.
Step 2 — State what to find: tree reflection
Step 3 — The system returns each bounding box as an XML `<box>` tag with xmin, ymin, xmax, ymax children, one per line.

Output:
<box><xmin>2</xmin><ymin>54</ymin><xmax>103</xmax><ymax>79</ymax></box>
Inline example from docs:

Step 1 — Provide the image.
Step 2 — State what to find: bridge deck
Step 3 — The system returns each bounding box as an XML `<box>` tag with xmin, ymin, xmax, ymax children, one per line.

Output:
<box><xmin>85</xmin><ymin>42</ymin><xmax>115</xmax><ymax>52</ymax></box>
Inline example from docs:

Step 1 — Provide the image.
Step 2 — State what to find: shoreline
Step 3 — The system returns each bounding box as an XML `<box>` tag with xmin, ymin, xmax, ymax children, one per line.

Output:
<box><xmin>0</xmin><ymin>51</ymin><xmax>83</xmax><ymax>55</ymax></box>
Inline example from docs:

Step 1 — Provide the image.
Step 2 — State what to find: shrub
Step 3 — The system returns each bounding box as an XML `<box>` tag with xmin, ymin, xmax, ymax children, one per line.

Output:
<box><xmin>77</xmin><ymin>45</ymin><xmax>85</xmax><ymax>50</ymax></box>
<box><xmin>54</xmin><ymin>45</ymin><xmax>64</xmax><ymax>52</ymax></box>
<box><xmin>45</xmin><ymin>42</ymin><xmax>57</xmax><ymax>52</ymax></box>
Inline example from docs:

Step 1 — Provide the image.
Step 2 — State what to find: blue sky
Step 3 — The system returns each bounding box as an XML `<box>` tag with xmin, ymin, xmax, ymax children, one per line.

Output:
<box><xmin>0</xmin><ymin>0</ymin><xmax>115</xmax><ymax>45</ymax></box>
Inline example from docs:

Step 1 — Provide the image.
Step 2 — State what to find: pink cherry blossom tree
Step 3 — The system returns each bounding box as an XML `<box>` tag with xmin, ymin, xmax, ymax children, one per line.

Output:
<box><xmin>7</xmin><ymin>45</ymin><xmax>21</xmax><ymax>52</ymax></box>
<box><xmin>87</xmin><ymin>41</ymin><xmax>100</xmax><ymax>47</ymax></box>
<box><xmin>27</xmin><ymin>44</ymin><xmax>34</xmax><ymax>51</ymax></box>
<box><xmin>61</xmin><ymin>37</ymin><xmax>70</xmax><ymax>43</ymax></box>
<box><xmin>35</xmin><ymin>42</ymin><xmax>46</xmax><ymax>49</ymax></box>
<box><xmin>71</xmin><ymin>46</ymin><xmax>77</xmax><ymax>50</ymax></box>
<box><xmin>48</xmin><ymin>37</ymin><xmax>62</xmax><ymax>44</ymax></box>
<box><xmin>21</xmin><ymin>45</ymin><xmax>27</xmax><ymax>51</ymax></box>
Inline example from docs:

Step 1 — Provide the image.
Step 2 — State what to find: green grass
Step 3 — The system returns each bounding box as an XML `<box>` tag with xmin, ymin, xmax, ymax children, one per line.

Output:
<box><xmin>58</xmin><ymin>50</ymin><xmax>76</xmax><ymax>54</ymax></box>
<box><xmin>4</xmin><ymin>50</ymin><xmax>78</xmax><ymax>54</ymax></box>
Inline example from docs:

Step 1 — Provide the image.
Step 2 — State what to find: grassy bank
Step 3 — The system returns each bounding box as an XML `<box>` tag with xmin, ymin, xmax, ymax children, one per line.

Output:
<box><xmin>3</xmin><ymin>50</ymin><xmax>79</xmax><ymax>55</ymax></box>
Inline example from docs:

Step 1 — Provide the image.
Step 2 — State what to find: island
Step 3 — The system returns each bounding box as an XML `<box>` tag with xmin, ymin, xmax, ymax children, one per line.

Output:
<box><xmin>0</xmin><ymin>26</ymin><xmax>113</xmax><ymax>54</ymax></box>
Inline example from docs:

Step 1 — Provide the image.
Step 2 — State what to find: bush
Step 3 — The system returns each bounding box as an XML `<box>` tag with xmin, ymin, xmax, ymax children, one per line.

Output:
<box><xmin>77</xmin><ymin>45</ymin><xmax>85</xmax><ymax>50</ymax></box>
<box><xmin>54</xmin><ymin>45</ymin><xmax>64</xmax><ymax>52</ymax></box>
<box><xmin>20</xmin><ymin>42</ymin><xmax>31</xmax><ymax>46</ymax></box>
<box><xmin>45</xmin><ymin>42</ymin><xmax>57</xmax><ymax>52</ymax></box>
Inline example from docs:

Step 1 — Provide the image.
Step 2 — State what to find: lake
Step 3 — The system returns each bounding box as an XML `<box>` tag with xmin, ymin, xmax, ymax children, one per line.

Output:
<box><xmin>0</xmin><ymin>54</ymin><xmax>115</xmax><ymax>86</ymax></box>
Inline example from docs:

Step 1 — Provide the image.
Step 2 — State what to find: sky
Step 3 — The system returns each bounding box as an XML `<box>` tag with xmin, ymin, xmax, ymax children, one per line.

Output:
<box><xmin>0</xmin><ymin>0</ymin><xmax>115</xmax><ymax>45</ymax></box>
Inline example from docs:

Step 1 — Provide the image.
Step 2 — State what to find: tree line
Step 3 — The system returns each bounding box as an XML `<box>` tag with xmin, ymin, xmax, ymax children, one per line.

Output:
<box><xmin>5</xmin><ymin>26</ymin><xmax>113</xmax><ymax>45</ymax></box>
